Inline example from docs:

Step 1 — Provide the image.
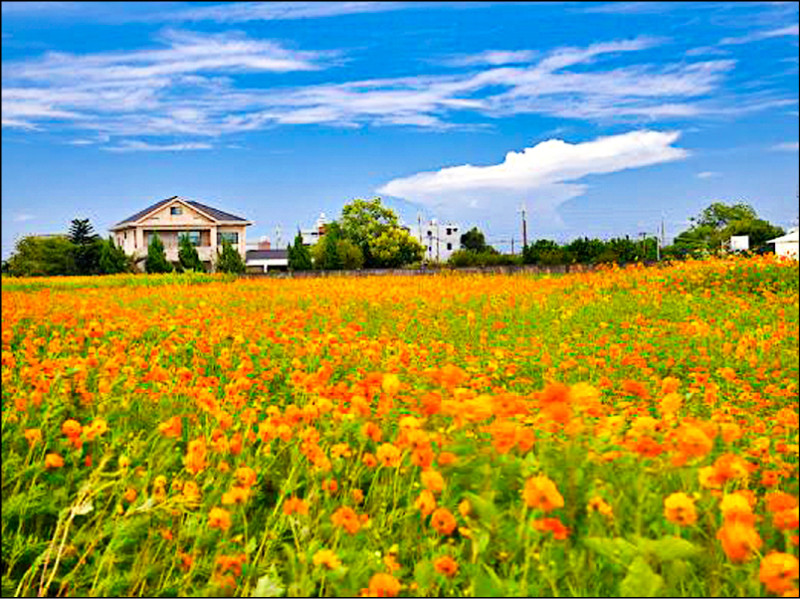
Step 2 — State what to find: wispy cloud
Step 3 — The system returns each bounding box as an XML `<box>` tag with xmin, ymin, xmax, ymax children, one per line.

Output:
<box><xmin>378</xmin><ymin>130</ymin><xmax>689</xmax><ymax>225</ymax></box>
<box><xmin>720</xmin><ymin>24</ymin><xmax>799</xmax><ymax>45</ymax></box>
<box><xmin>442</xmin><ymin>49</ymin><xmax>538</xmax><ymax>67</ymax></box>
<box><xmin>0</xmin><ymin>30</ymin><xmax>787</xmax><ymax>142</ymax></box>
<box><xmin>163</xmin><ymin>1</ymin><xmax>408</xmax><ymax>23</ymax></box>
<box><xmin>772</xmin><ymin>141</ymin><xmax>799</xmax><ymax>151</ymax></box>
<box><xmin>13</xmin><ymin>213</ymin><xmax>36</xmax><ymax>222</ymax></box>
<box><xmin>696</xmin><ymin>171</ymin><xmax>720</xmax><ymax>178</ymax></box>
<box><xmin>103</xmin><ymin>140</ymin><xmax>213</xmax><ymax>152</ymax></box>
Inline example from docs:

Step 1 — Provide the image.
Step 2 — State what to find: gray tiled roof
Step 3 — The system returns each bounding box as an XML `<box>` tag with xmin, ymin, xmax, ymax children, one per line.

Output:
<box><xmin>246</xmin><ymin>249</ymin><xmax>288</xmax><ymax>260</ymax></box>
<box><xmin>114</xmin><ymin>196</ymin><xmax>249</xmax><ymax>226</ymax></box>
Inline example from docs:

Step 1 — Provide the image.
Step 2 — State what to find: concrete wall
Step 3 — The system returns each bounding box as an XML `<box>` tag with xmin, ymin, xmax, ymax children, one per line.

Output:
<box><xmin>241</xmin><ymin>263</ymin><xmax>598</xmax><ymax>279</ymax></box>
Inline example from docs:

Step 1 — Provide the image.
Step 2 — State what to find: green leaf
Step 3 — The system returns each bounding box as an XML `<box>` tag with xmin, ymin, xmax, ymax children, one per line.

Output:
<box><xmin>620</xmin><ymin>557</ymin><xmax>663</xmax><ymax>598</ymax></box>
<box><xmin>473</xmin><ymin>565</ymin><xmax>506</xmax><ymax>597</ymax></box>
<box><xmin>414</xmin><ymin>560</ymin><xmax>435</xmax><ymax>589</ymax></box>
<box><xmin>252</xmin><ymin>566</ymin><xmax>285</xmax><ymax>597</ymax></box>
<box><xmin>637</xmin><ymin>536</ymin><xmax>700</xmax><ymax>562</ymax></box>
<box><xmin>583</xmin><ymin>537</ymin><xmax>639</xmax><ymax>564</ymax></box>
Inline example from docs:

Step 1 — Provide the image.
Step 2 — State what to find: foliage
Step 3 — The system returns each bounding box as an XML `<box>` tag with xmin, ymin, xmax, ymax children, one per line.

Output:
<box><xmin>671</xmin><ymin>202</ymin><xmax>784</xmax><ymax>256</ymax></box>
<box><xmin>312</xmin><ymin>222</ymin><xmax>344</xmax><ymax>270</ymax></box>
<box><xmin>448</xmin><ymin>249</ymin><xmax>520</xmax><ymax>267</ymax></box>
<box><xmin>1</xmin><ymin>256</ymin><xmax>797</xmax><ymax>598</ymax></box>
<box><xmin>5</xmin><ymin>235</ymin><xmax>77</xmax><ymax>277</ymax></box>
<box><xmin>215</xmin><ymin>238</ymin><xmax>246</xmax><ymax>274</ymax></box>
<box><xmin>178</xmin><ymin>233</ymin><xmax>205</xmax><ymax>273</ymax></box>
<box><xmin>369</xmin><ymin>227</ymin><xmax>425</xmax><ymax>268</ymax></box>
<box><xmin>288</xmin><ymin>232</ymin><xmax>313</xmax><ymax>271</ymax></box>
<box><xmin>99</xmin><ymin>237</ymin><xmax>131</xmax><ymax>275</ymax></box>
<box><xmin>339</xmin><ymin>198</ymin><xmax>400</xmax><ymax>267</ymax></box>
<box><xmin>336</xmin><ymin>238</ymin><xmax>365</xmax><ymax>270</ymax></box>
<box><xmin>459</xmin><ymin>227</ymin><xmax>492</xmax><ymax>253</ymax></box>
<box><xmin>145</xmin><ymin>234</ymin><xmax>173</xmax><ymax>274</ymax></box>
<box><xmin>68</xmin><ymin>219</ymin><xmax>102</xmax><ymax>276</ymax></box>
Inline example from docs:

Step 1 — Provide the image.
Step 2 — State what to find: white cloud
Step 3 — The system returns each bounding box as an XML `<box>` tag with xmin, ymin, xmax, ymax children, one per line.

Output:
<box><xmin>378</xmin><ymin>130</ymin><xmax>689</xmax><ymax>226</ymax></box>
<box><xmin>772</xmin><ymin>141</ymin><xmax>799</xmax><ymax>151</ymax></box>
<box><xmin>0</xmin><ymin>31</ymin><xmax>786</xmax><ymax>140</ymax></box>
<box><xmin>720</xmin><ymin>24</ymin><xmax>799</xmax><ymax>45</ymax></box>
<box><xmin>443</xmin><ymin>50</ymin><xmax>538</xmax><ymax>67</ymax></box>
<box><xmin>103</xmin><ymin>140</ymin><xmax>213</xmax><ymax>152</ymax></box>
<box><xmin>13</xmin><ymin>213</ymin><xmax>36</xmax><ymax>222</ymax></box>
<box><xmin>696</xmin><ymin>171</ymin><xmax>720</xmax><ymax>178</ymax></box>
<box><xmin>165</xmin><ymin>1</ymin><xmax>406</xmax><ymax>23</ymax></box>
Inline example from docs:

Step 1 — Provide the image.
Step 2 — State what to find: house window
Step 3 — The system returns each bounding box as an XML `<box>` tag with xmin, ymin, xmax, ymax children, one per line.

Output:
<box><xmin>427</xmin><ymin>230</ymin><xmax>432</xmax><ymax>236</ymax></box>
<box><xmin>218</xmin><ymin>231</ymin><xmax>239</xmax><ymax>245</ymax></box>
<box><xmin>447</xmin><ymin>242</ymin><xmax>452</xmax><ymax>250</ymax></box>
<box><xmin>171</xmin><ymin>206</ymin><xmax>183</xmax><ymax>215</ymax></box>
<box><xmin>446</xmin><ymin>228</ymin><xmax>452</xmax><ymax>235</ymax></box>
<box><xmin>179</xmin><ymin>231</ymin><xmax>201</xmax><ymax>246</ymax></box>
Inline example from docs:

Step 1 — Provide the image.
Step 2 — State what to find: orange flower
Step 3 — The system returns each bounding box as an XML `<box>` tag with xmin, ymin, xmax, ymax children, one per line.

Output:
<box><xmin>663</xmin><ymin>492</ymin><xmax>697</xmax><ymax>527</ymax></box>
<box><xmin>182</xmin><ymin>480</ymin><xmax>201</xmax><ymax>503</ymax></box>
<box><xmin>720</xmin><ymin>493</ymin><xmax>754</xmax><ymax>525</ymax></box>
<box><xmin>675</xmin><ymin>424</ymin><xmax>713</xmax><ymax>459</ymax></box>
<box><xmin>322</xmin><ymin>478</ymin><xmax>339</xmax><ymax>494</ymax></box>
<box><xmin>84</xmin><ymin>418</ymin><xmax>108</xmax><ymax>441</ymax></box>
<box><xmin>362</xmin><ymin>453</ymin><xmax>378</xmax><ymax>468</ymax></box>
<box><xmin>382</xmin><ymin>373</ymin><xmax>401</xmax><ymax>396</ymax></box>
<box><xmin>522</xmin><ymin>475</ymin><xmax>564</xmax><ymax>512</ymax></box>
<box><xmin>587</xmin><ymin>496</ymin><xmax>614</xmax><ymax>519</ymax></box>
<box><xmin>421</xmin><ymin>469</ymin><xmax>445</xmax><ymax>494</ymax></box>
<box><xmin>351</xmin><ymin>489</ymin><xmax>364</xmax><ymax>504</ymax></box>
<box><xmin>283</xmin><ymin>496</ymin><xmax>309</xmax><ymax>516</ymax></box>
<box><xmin>221</xmin><ymin>486</ymin><xmax>250</xmax><ymax>505</ymax></box>
<box><xmin>234</xmin><ymin>466</ymin><xmax>257</xmax><ymax>489</ymax></box>
<box><xmin>61</xmin><ymin>419</ymin><xmax>82</xmax><ymax>438</ymax></box>
<box><xmin>430</xmin><ymin>507</ymin><xmax>457</xmax><ymax>535</ymax></box>
<box><xmin>383</xmin><ymin>554</ymin><xmax>401</xmax><ymax>573</ymax></box>
<box><xmin>760</xmin><ymin>553</ymin><xmax>799</xmax><ymax>595</ymax></box>
<box><xmin>414</xmin><ymin>490</ymin><xmax>437</xmax><ymax>517</ymax></box>
<box><xmin>766</xmin><ymin>492</ymin><xmax>798</xmax><ymax>514</ymax></box>
<box><xmin>331</xmin><ymin>506</ymin><xmax>361</xmax><ymax>534</ymax></box>
<box><xmin>434</xmin><ymin>555</ymin><xmax>459</xmax><ymax>577</ymax></box>
<box><xmin>45</xmin><ymin>453</ymin><xmax>64</xmax><ymax>469</ymax></box>
<box><xmin>366</xmin><ymin>572</ymin><xmax>401</xmax><ymax>597</ymax></box>
<box><xmin>158</xmin><ymin>416</ymin><xmax>182</xmax><ymax>438</ymax></box>
<box><xmin>362</xmin><ymin>422</ymin><xmax>383</xmax><ymax>443</ymax></box>
<box><xmin>458</xmin><ymin>499</ymin><xmax>471</xmax><ymax>519</ymax></box>
<box><xmin>717</xmin><ymin>521</ymin><xmax>762</xmax><ymax>563</ymax></box>
<box><xmin>376</xmin><ymin>443</ymin><xmax>402</xmax><ymax>468</ymax></box>
<box><xmin>184</xmin><ymin>438</ymin><xmax>207</xmax><ymax>475</ymax></box>
<box><xmin>24</xmin><ymin>428</ymin><xmax>42</xmax><ymax>447</ymax></box>
<box><xmin>313</xmin><ymin>549</ymin><xmax>342</xmax><ymax>570</ymax></box>
<box><xmin>123</xmin><ymin>487</ymin><xmax>138</xmax><ymax>503</ymax></box>
<box><xmin>208</xmin><ymin>507</ymin><xmax>232</xmax><ymax>532</ymax></box>
<box><xmin>533</xmin><ymin>517</ymin><xmax>570</xmax><ymax>540</ymax></box>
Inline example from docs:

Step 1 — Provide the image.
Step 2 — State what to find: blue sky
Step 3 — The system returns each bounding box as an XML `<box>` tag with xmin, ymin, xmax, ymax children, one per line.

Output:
<box><xmin>2</xmin><ymin>1</ymin><xmax>798</xmax><ymax>257</ymax></box>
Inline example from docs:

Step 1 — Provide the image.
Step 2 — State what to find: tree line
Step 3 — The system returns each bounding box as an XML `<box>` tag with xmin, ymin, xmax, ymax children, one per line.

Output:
<box><xmin>2</xmin><ymin>219</ymin><xmax>246</xmax><ymax>276</ymax></box>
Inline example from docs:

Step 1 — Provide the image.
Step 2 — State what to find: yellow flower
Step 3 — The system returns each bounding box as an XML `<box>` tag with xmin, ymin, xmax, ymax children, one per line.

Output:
<box><xmin>312</xmin><ymin>549</ymin><xmax>342</xmax><ymax>570</ymax></box>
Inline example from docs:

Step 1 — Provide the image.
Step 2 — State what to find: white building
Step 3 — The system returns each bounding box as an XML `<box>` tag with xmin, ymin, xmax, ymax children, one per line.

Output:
<box><xmin>300</xmin><ymin>213</ymin><xmax>328</xmax><ymax>246</ymax></box>
<box><xmin>767</xmin><ymin>227</ymin><xmax>799</xmax><ymax>259</ymax></box>
<box><xmin>245</xmin><ymin>249</ymin><xmax>288</xmax><ymax>273</ymax></box>
<box><xmin>410</xmin><ymin>219</ymin><xmax>461</xmax><ymax>262</ymax></box>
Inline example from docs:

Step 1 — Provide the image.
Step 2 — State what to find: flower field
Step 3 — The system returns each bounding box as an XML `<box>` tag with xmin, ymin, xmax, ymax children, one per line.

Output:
<box><xmin>2</xmin><ymin>257</ymin><xmax>798</xmax><ymax>597</ymax></box>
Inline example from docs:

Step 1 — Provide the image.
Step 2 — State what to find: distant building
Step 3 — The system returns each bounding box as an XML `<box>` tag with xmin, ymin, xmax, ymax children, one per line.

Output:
<box><xmin>245</xmin><ymin>249</ymin><xmax>289</xmax><ymax>273</ymax></box>
<box><xmin>767</xmin><ymin>227</ymin><xmax>799</xmax><ymax>259</ymax></box>
<box><xmin>110</xmin><ymin>196</ymin><xmax>252</xmax><ymax>271</ymax></box>
<box><xmin>410</xmin><ymin>219</ymin><xmax>461</xmax><ymax>262</ymax></box>
<box><xmin>300</xmin><ymin>213</ymin><xmax>329</xmax><ymax>245</ymax></box>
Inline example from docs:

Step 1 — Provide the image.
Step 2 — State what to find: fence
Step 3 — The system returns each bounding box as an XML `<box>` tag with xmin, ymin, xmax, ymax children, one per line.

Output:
<box><xmin>240</xmin><ymin>263</ymin><xmax>607</xmax><ymax>279</ymax></box>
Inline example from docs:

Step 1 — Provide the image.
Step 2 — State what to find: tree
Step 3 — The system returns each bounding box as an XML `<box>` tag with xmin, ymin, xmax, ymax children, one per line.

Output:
<box><xmin>312</xmin><ymin>222</ymin><xmax>344</xmax><ymax>270</ymax></box>
<box><xmin>522</xmin><ymin>239</ymin><xmax>562</xmax><ymax>265</ymax></box>
<box><xmin>178</xmin><ymin>233</ymin><xmax>204</xmax><ymax>272</ymax></box>
<box><xmin>369</xmin><ymin>228</ymin><xmax>425</xmax><ymax>268</ymax></box>
<box><xmin>69</xmin><ymin>218</ymin><xmax>101</xmax><ymax>275</ymax></box>
<box><xmin>565</xmin><ymin>237</ymin><xmax>606</xmax><ymax>264</ymax></box>
<box><xmin>671</xmin><ymin>201</ymin><xmax>784</xmax><ymax>255</ymax></box>
<box><xmin>336</xmin><ymin>238</ymin><xmax>364</xmax><ymax>270</ymax></box>
<box><xmin>145</xmin><ymin>233</ymin><xmax>173</xmax><ymax>274</ymax></box>
<box><xmin>215</xmin><ymin>238</ymin><xmax>245</xmax><ymax>274</ymax></box>
<box><xmin>288</xmin><ymin>231</ymin><xmax>313</xmax><ymax>271</ymax></box>
<box><xmin>339</xmin><ymin>198</ymin><xmax>400</xmax><ymax>267</ymax></box>
<box><xmin>6</xmin><ymin>235</ymin><xmax>77</xmax><ymax>276</ymax></box>
<box><xmin>460</xmin><ymin>227</ymin><xmax>491</xmax><ymax>253</ymax></box>
<box><xmin>99</xmin><ymin>236</ymin><xmax>130</xmax><ymax>274</ymax></box>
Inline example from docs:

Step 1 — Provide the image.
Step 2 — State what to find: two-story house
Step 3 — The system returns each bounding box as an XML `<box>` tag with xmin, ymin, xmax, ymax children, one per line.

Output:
<box><xmin>109</xmin><ymin>196</ymin><xmax>252</xmax><ymax>271</ymax></box>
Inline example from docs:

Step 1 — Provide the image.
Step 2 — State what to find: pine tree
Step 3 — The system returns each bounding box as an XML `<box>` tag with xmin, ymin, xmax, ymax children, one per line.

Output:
<box><xmin>178</xmin><ymin>233</ymin><xmax>204</xmax><ymax>272</ymax></box>
<box><xmin>145</xmin><ymin>233</ymin><xmax>173</xmax><ymax>274</ymax></box>
<box><xmin>215</xmin><ymin>238</ymin><xmax>245</xmax><ymax>274</ymax></box>
<box><xmin>99</xmin><ymin>236</ymin><xmax>129</xmax><ymax>274</ymax></box>
<box><xmin>288</xmin><ymin>231</ymin><xmax>312</xmax><ymax>271</ymax></box>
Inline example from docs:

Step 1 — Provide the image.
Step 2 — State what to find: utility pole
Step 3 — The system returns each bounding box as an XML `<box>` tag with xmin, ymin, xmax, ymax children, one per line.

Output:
<box><xmin>660</xmin><ymin>213</ymin><xmax>666</xmax><ymax>249</ymax></box>
<box><xmin>417</xmin><ymin>212</ymin><xmax>422</xmax><ymax>244</ymax></box>
<box><xmin>521</xmin><ymin>203</ymin><xmax>528</xmax><ymax>248</ymax></box>
<box><xmin>511</xmin><ymin>236</ymin><xmax>515</xmax><ymax>255</ymax></box>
